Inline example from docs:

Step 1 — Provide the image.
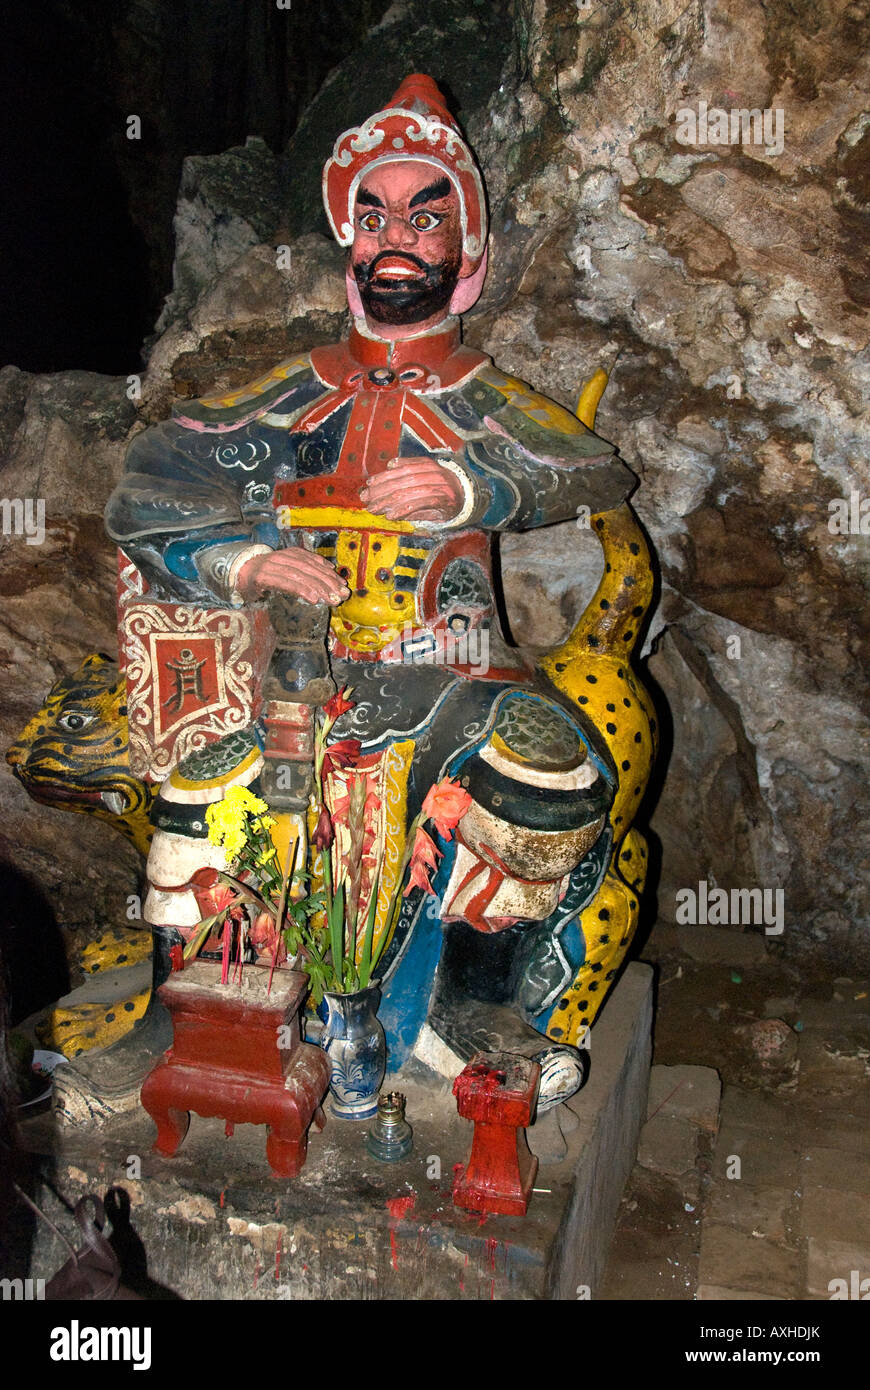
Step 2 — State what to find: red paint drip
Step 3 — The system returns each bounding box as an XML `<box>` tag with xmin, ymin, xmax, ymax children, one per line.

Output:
<box><xmin>486</xmin><ymin>1237</ymin><xmax>498</xmax><ymax>1300</ymax></box>
<box><xmin>219</xmin><ymin>1190</ymin><xmax>225</xmax><ymax>1208</ymax></box>
<box><xmin>386</xmin><ymin>1193</ymin><xmax>416</xmax><ymax>1273</ymax></box>
<box><xmin>225</xmin><ymin>1120</ymin><xmax>235</xmax><ymax>1138</ymax></box>
<box><xmin>386</xmin><ymin>1194</ymin><xmax>416</xmax><ymax>1220</ymax></box>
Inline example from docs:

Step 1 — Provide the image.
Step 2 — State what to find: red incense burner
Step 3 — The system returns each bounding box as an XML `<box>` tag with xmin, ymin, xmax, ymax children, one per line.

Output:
<box><xmin>452</xmin><ymin>1051</ymin><xmax>541</xmax><ymax>1217</ymax></box>
<box><xmin>140</xmin><ymin>962</ymin><xmax>329</xmax><ymax>1178</ymax></box>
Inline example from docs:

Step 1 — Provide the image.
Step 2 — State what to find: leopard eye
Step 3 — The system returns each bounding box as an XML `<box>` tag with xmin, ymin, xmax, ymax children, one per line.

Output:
<box><xmin>410</xmin><ymin>211</ymin><xmax>441</xmax><ymax>231</ymax></box>
<box><xmin>57</xmin><ymin>710</ymin><xmax>97</xmax><ymax>732</ymax></box>
<box><xmin>358</xmin><ymin>211</ymin><xmax>384</xmax><ymax>232</ymax></box>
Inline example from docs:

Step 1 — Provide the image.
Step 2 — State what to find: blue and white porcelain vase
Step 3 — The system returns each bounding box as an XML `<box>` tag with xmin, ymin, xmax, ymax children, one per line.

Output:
<box><xmin>320</xmin><ymin>985</ymin><xmax>386</xmax><ymax>1120</ymax></box>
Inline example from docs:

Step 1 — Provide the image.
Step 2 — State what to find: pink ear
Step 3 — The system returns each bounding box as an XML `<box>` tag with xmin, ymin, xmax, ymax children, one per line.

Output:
<box><xmin>345</xmin><ymin>265</ymin><xmax>365</xmax><ymax>318</ymax></box>
<box><xmin>449</xmin><ymin>248</ymin><xmax>488</xmax><ymax>314</ymax></box>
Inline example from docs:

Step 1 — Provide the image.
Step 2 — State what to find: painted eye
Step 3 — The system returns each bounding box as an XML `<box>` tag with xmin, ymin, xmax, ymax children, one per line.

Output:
<box><xmin>410</xmin><ymin>211</ymin><xmax>441</xmax><ymax>230</ymax></box>
<box><xmin>358</xmin><ymin>212</ymin><xmax>384</xmax><ymax>232</ymax></box>
<box><xmin>58</xmin><ymin>711</ymin><xmax>97</xmax><ymax>732</ymax></box>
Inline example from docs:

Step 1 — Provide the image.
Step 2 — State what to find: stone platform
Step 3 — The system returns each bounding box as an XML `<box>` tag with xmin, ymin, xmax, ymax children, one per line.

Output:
<box><xmin>18</xmin><ymin>964</ymin><xmax>652</xmax><ymax>1300</ymax></box>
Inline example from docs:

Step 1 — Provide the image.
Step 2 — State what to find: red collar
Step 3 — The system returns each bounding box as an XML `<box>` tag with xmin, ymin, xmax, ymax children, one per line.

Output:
<box><xmin>310</xmin><ymin>318</ymin><xmax>488</xmax><ymax>393</ymax></box>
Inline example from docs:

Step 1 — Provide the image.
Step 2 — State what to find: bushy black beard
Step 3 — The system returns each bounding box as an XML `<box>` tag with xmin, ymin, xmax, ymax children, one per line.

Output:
<box><xmin>353</xmin><ymin>250</ymin><xmax>460</xmax><ymax>325</ymax></box>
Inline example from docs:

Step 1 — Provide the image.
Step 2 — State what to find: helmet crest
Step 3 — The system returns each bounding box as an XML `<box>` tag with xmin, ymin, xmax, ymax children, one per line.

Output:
<box><xmin>322</xmin><ymin>74</ymin><xmax>487</xmax><ymax>265</ymax></box>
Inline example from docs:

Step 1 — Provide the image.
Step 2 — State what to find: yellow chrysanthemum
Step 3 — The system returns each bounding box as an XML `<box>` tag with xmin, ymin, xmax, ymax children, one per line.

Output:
<box><xmin>204</xmin><ymin>786</ymin><xmax>276</xmax><ymax>863</ymax></box>
<box><xmin>225</xmin><ymin>785</ymin><xmax>270</xmax><ymax>816</ymax></box>
<box><xmin>222</xmin><ymin>827</ymin><xmax>248</xmax><ymax>860</ymax></box>
<box><xmin>205</xmin><ymin>799</ymin><xmax>247</xmax><ymax>855</ymax></box>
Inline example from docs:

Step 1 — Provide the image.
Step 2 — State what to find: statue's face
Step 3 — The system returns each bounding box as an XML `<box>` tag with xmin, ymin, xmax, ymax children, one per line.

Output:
<box><xmin>350</xmin><ymin>162</ymin><xmax>464</xmax><ymax>327</ymax></box>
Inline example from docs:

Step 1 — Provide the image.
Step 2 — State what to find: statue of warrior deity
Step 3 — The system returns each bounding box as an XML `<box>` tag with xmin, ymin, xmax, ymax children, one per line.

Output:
<box><xmin>34</xmin><ymin>75</ymin><xmax>657</xmax><ymax>1118</ymax></box>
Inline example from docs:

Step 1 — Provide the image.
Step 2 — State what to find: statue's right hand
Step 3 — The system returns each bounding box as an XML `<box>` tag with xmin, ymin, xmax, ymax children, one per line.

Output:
<box><xmin>236</xmin><ymin>549</ymin><xmax>351</xmax><ymax>606</ymax></box>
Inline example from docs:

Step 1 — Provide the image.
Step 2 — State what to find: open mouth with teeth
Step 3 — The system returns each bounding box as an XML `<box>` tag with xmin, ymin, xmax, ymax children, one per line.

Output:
<box><xmin>354</xmin><ymin>250</ymin><xmax>460</xmax><ymax>323</ymax></box>
<box><xmin>11</xmin><ymin>768</ymin><xmax>132</xmax><ymax>816</ymax></box>
<box><xmin>370</xmin><ymin>256</ymin><xmax>427</xmax><ymax>283</ymax></box>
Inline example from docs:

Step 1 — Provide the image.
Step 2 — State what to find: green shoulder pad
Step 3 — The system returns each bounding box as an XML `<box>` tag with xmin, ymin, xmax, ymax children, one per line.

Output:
<box><xmin>171</xmin><ymin>355</ymin><xmax>314</xmax><ymax>427</ymax></box>
<box><xmin>474</xmin><ymin>365</ymin><xmax>616</xmax><ymax>461</ymax></box>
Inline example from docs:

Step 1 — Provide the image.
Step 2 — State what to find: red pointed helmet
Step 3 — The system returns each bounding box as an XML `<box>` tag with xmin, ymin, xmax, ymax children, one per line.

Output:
<box><xmin>322</xmin><ymin>74</ymin><xmax>488</xmax><ymax>266</ymax></box>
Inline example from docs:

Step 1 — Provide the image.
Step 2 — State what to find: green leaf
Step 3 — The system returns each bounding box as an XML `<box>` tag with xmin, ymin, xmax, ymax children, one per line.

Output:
<box><xmin>216</xmin><ymin>872</ymin><xmax>274</xmax><ymax>920</ymax></box>
<box><xmin>357</xmin><ymin>868</ymin><xmax>380</xmax><ymax>990</ymax></box>
<box><xmin>329</xmin><ymin>876</ymin><xmax>345</xmax><ymax>977</ymax></box>
<box><xmin>182</xmin><ymin>910</ymin><xmax>227</xmax><ymax>962</ymax></box>
<box><xmin>300</xmin><ymin>891</ymin><xmax>326</xmax><ymax>916</ymax></box>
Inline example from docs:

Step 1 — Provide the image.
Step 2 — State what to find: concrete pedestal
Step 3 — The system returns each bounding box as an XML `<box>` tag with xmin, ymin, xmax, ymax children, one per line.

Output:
<box><xmin>18</xmin><ymin>963</ymin><xmax>652</xmax><ymax>1300</ymax></box>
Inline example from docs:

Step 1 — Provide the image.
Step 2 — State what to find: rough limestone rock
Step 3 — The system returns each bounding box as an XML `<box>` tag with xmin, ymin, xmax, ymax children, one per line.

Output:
<box><xmin>155</xmin><ymin>137</ymin><xmax>285</xmax><ymax>334</ymax></box>
<box><xmin>143</xmin><ymin>232</ymin><xmax>348</xmax><ymax>419</ymax></box>
<box><xmin>463</xmin><ymin>0</ymin><xmax>870</xmax><ymax>970</ymax></box>
<box><xmin>1</xmin><ymin>0</ymin><xmax>868</xmax><ymax>986</ymax></box>
<box><xmin>0</xmin><ymin>367</ymin><xmax>142</xmax><ymax>1011</ymax></box>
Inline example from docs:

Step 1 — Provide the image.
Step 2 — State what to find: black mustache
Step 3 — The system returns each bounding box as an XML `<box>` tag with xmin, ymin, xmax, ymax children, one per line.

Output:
<box><xmin>353</xmin><ymin>248</ymin><xmax>461</xmax><ymax>325</ymax></box>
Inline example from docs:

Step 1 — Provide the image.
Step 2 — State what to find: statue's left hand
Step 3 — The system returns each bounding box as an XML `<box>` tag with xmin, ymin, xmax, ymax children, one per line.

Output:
<box><xmin>360</xmin><ymin>458</ymin><xmax>463</xmax><ymax>523</ymax></box>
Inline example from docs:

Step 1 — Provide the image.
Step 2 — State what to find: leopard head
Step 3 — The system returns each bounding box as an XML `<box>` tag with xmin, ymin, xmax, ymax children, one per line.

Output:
<box><xmin>6</xmin><ymin>653</ymin><xmax>154</xmax><ymax>857</ymax></box>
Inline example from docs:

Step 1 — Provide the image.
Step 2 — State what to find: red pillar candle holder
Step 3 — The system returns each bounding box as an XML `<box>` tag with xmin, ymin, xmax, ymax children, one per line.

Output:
<box><xmin>452</xmin><ymin>1051</ymin><xmax>541</xmax><ymax>1217</ymax></box>
<box><xmin>140</xmin><ymin>961</ymin><xmax>329</xmax><ymax>1179</ymax></box>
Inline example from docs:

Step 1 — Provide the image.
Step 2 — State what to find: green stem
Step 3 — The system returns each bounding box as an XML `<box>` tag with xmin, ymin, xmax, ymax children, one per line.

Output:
<box><xmin>268</xmin><ymin>830</ymin><xmax>299</xmax><ymax>992</ymax></box>
<box><xmin>357</xmin><ymin>867</ymin><xmax>380</xmax><ymax>990</ymax></box>
<box><xmin>322</xmin><ymin>848</ymin><xmax>343</xmax><ymax>987</ymax></box>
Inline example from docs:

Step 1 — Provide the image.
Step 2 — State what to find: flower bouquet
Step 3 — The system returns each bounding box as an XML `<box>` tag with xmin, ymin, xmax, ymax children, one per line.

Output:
<box><xmin>182</xmin><ymin>687</ymin><xmax>471</xmax><ymax>1116</ymax></box>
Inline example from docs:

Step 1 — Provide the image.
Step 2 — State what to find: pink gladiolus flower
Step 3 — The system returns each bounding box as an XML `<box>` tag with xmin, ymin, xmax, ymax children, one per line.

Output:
<box><xmin>403</xmin><ymin>827</ymin><xmax>442</xmax><ymax>897</ymax></box>
<box><xmin>191</xmin><ymin>875</ymin><xmax>237</xmax><ymax>917</ymax></box>
<box><xmin>322</xmin><ymin>737</ymin><xmax>362</xmax><ymax>773</ymax></box>
<box><xmin>329</xmin><ymin>781</ymin><xmax>381</xmax><ymax>826</ymax></box>
<box><xmin>404</xmin><ymin>854</ymin><xmax>435</xmax><ymax>896</ymax></box>
<box><xmin>312</xmin><ymin>805</ymin><xmax>334</xmax><ymax>850</ymax></box>
<box><xmin>421</xmin><ymin>778</ymin><xmax>472</xmax><ymax>840</ymax></box>
<box><xmin>251</xmin><ymin>911</ymin><xmax>286</xmax><ymax>965</ymax></box>
<box><xmin>250</xmin><ymin>910</ymin><xmax>274</xmax><ymax>943</ymax></box>
<box><xmin>323</xmin><ymin>685</ymin><xmax>354</xmax><ymax>721</ymax></box>
<box><xmin>411</xmin><ymin>827</ymin><xmax>441</xmax><ymax>870</ymax></box>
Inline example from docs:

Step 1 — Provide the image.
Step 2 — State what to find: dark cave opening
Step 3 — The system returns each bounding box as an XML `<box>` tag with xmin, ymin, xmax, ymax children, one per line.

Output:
<box><xmin>0</xmin><ymin>0</ymin><xmax>391</xmax><ymax>375</ymax></box>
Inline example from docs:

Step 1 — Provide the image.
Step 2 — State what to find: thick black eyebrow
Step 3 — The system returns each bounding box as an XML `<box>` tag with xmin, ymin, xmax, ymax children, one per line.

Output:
<box><xmin>408</xmin><ymin>177</ymin><xmax>452</xmax><ymax>208</ymax></box>
<box><xmin>357</xmin><ymin>188</ymin><xmax>385</xmax><ymax>208</ymax></box>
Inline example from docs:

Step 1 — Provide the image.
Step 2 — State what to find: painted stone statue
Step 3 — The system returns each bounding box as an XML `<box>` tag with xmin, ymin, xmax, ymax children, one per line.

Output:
<box><xmin>12</xmin><ymin>75</ymin><xmax>657</xmax><ymax>1118</ymax></box>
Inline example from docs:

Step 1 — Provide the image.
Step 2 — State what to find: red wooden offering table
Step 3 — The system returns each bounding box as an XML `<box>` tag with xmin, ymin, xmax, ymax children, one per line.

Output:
<box><xmin>452</xmin><ymin>1052</ymin><xmax>541</xmax><ymax>1217</ymax></box>
<box><xmin>140</xmin><ymin>962</ymin><xmax>329</xmax><ymax>1178</ymax></box>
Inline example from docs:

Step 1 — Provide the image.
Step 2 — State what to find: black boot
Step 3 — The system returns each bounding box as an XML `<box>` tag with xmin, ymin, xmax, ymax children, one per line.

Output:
<box><xmin>427</xmin><ymin>922</ymin><xmax>589</xmax><ymax>1112</ymax></box>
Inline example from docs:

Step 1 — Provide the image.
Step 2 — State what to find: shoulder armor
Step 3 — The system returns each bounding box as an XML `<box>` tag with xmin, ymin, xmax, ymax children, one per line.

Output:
<box><xmin>475</xmin><ymin>365</ymin><xmax>616</xmax><ymax>461</ymax></box>
<box><xmin>172</xmin><ymin>354</ymin><xmax>316</xmax><ymax>429</ymax></box>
